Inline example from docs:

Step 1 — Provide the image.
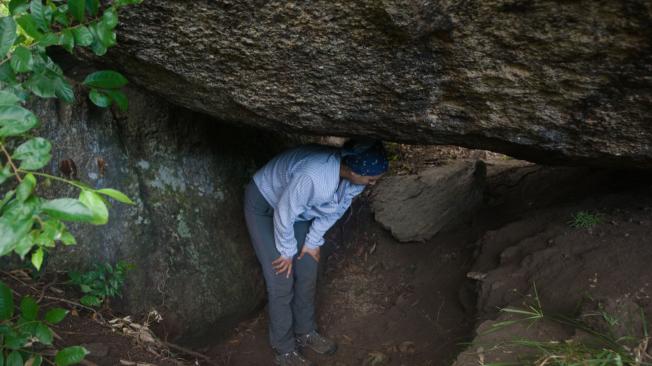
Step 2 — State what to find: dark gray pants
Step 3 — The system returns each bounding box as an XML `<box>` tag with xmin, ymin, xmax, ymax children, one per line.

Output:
<box><xmin>244</xmin><ymin>181</ymin><xmax>318</xmax><ymax>353</ymax></box>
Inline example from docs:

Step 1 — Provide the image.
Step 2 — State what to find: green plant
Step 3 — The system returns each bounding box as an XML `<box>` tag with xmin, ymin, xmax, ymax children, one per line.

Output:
<box><xmin>68</xmin><ymin>260</ymin><xmax>132</xmax><ymax>307</ymax></box>
<box><xmin>483</xmin><ymin>287</ymin><xmax>652</xmax><ymax>366</ymax></box>
<box><xmin>0</xmin><ymin>280</ymin><xmax>89</xmax><ymax>366</ymax></box>
<box><xmin>568</xmin><ymin>211</ymin><xmax>602</xmax><ymax>229</ymax></box>
<box><xmin>0</xmin><ymin>0</ymin><xmax>141</xmax><ymax>364</ymax></box>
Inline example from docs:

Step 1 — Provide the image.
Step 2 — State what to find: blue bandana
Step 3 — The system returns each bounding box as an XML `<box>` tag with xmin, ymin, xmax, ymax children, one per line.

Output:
<box><xmin>341</xmin><ymin>140</ymin><xmax>389</xmax><ymax>176</ymax></box>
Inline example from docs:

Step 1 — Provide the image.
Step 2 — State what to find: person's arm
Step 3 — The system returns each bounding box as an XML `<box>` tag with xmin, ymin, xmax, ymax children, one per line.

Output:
<box><xmin>273</xmin><ymin>174</ymin><xmax>315</xmax><ymax>258</ymax></box>
<box><xmin>303</xmin><ymin>184</ymin><xmax>365</xmax><ymax>250</ymax></box>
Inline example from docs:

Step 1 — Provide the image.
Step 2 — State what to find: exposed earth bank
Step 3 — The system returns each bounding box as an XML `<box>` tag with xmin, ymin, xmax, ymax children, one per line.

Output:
<box><xmin>206</xmin><ymin>149</ymin><xmax>652</xmax><ymax>365</ymax></box>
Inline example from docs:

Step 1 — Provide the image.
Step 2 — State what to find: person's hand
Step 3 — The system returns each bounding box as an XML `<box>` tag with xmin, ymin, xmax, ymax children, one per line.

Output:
<box><xmin>272</xmin><ymin>255</ymin><xmax>293</xmax><ymax>278</ymax></box>
<box><xmin>298</xmin><ymin>245</ymin><xmax>320</xmax><ymax>262</ymax></box>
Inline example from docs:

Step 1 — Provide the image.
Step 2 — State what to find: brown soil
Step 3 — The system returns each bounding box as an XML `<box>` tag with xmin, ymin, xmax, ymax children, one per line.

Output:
<box><xmin>5</xmin><ymin>146</ymin><xmax>651</xmax><ymax>366</ymax></box>
<box><xmin>204</xmin><ymin>149</ymin><xmax>641</xmax><ymax>365</ymax></box>
<box><xmin>0</xmin><ymin>270</ymin><xmax>186</xmax><ymax>366</ymax></box>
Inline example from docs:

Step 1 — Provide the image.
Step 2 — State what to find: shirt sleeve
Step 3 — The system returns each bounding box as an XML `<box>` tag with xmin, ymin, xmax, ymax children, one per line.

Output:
<box><xmin>304</xmin><ymin>184</ymin><xmax>365</xmax><ymax>249</ymax></box>
<box><xmin>273</xmin><ymin>174</ymin><xmax>315</xmax><ymax>258</ymax></box>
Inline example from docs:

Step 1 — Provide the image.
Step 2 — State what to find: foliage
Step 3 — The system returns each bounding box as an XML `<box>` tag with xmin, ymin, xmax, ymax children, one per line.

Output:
<box><xmin>568</xmin><ymin>211</ymin><xmax>602</xmax><ymax>229</ymax></box>
<box><xmin>0</xmin><ymin>0</ymin><xmax>141</xmax><ymax>364</ymax></box>
<box><xmin>0</xmin><ymin>280</ymin><xmax>89</xmax><ymax>366</ymax></box>
<box><xmin>0</xmin><ymin>0</ymin><xmax>140</xmax><ymax>272</ymax></box>
<box><xmin>483</xmin><ymin>287</ymin><xmax>652</xmax><ymax>366</ymax></box>
<box><xmin>68</xmin><ymin>260</ymin><xmax>133</xmax><ymax>307</ymax></box>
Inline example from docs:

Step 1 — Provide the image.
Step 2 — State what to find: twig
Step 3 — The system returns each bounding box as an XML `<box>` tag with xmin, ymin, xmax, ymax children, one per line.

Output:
<box><xmin>1</xmin><ymin>270</ymin><xmax>105</xmax><ymax>322</ymax></box>
<box><xmin>161</xmin><ymin>341</ymin><xmax>218</xmax><ymax>366</ymax></box>
<box><xmin>42</xmin><ymin>295</ymin><xmax>106</xmax><ymax>323</ymax></box>
<box><xmin>0</xmin><ymin>143</ymin><xmax>22</xmax><ymax>182</ymax></box>
<box><xmin>38</xmin><ymin>274</ymin><xmax>60</xmax><ymax>302</ymax></box>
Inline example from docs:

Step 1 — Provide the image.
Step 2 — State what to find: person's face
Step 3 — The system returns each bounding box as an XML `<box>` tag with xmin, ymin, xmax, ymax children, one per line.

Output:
<box><xmin>348</xmin><ymin>171</ymin><xmax>384</xmax><ymax>186</ymax></box>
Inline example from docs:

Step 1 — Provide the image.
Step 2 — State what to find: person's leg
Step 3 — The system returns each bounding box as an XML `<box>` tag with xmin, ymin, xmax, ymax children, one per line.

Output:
<box><xmin>244</xmin><ymin>182</ymin><xmax>296</xmax><ymax>354</ymax></box>
<box><xmin>291</xmin><ymin>220</ymin><xmax>319</xmax><ymax>335</ymax></box>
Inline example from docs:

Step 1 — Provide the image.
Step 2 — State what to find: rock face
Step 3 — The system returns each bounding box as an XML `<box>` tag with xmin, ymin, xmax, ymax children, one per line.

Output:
<box><xmin>30</xmin><ymin>86</ymin><xmax>289</xmax><ymax>344</ymax></box>
<box><xmin>371</xmin><ymin>161</ymin><xmax>486</xmax><ymax>242</ymax></box>
<box><xmin>102</xmin><ymin>1</ymin><xmax>652</xmax><ymax>168</ymax></box>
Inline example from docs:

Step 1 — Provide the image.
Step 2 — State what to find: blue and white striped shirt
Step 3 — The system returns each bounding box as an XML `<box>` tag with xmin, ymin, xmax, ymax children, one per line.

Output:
<box><xmin>253</xmin><ymin>144</ymin><xmax>366</xmax><ymax>258</ymax></box>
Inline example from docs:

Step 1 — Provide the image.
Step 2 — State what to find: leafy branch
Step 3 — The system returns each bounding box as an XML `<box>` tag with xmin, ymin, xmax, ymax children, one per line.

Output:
<box><xmin>0</xmin><ymin>0</ymin><xmax>142</xmax><ymax>364</ymax></box>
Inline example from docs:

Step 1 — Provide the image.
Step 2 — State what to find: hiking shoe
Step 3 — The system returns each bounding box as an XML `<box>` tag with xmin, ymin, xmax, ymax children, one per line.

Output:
<box><xmin>274</xmin><ymin>350</ymin><xmax>314</xmax><ymax>366</ymax></box>
<box><xmin>297</xmin><ymin>330</ymin><xmax>338</xmax><ymax>355</ymax></box>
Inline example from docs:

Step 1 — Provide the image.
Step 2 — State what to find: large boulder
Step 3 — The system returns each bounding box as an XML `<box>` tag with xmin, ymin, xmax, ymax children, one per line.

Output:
<box><xmin>98</xmin><ymin>0</ymin><xmax>652</xmax><ymax>168</ymax></box>
<box><xmin>29</xmin><ymin>86</ymin><xmax>290</xmax><ymax>344</ymax></box>
<box><xmin>371</xmin><ymin>160</ymin><xmax>486</xmax><ymax>242</ymax></box>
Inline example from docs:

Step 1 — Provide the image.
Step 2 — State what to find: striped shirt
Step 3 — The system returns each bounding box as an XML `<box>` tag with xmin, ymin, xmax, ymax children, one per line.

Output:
<box><xmin>253</xmin><ymin>144</ymin><xmax>366</xmax><ymax>258</ymax></box>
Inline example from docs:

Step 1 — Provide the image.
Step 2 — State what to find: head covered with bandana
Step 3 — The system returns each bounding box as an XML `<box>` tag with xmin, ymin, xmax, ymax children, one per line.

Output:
<box><xmin>341</xmin><ymin>139</ymin><xmax>389</xmax><ymax>176</ymax></box>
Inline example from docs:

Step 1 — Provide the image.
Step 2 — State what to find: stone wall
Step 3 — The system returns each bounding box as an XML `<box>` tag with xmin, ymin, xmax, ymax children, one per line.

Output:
<box><xmin>30</xmin><ymin>86</ymin><xmax>290</xmax><ymax>343</ymax></box>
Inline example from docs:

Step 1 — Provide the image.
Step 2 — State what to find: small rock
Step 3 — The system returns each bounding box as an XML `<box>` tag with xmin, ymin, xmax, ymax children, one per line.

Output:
<box><xmin>399</xmin><ymin>341</ymin><xmax>416</xmax><ymax>354</ymax></box>
<box><xmin>466</xmin><ymin>271</ymin><xmax>487</xmax><ymax>280</ymax></box>
<box><xmin>363</xmin><ymin>351</ymin><xmax>389</xmax><ymax>366</ymax></box>
<box><xmin>625</xmin><ymin>233</ymin><xmax>630</xmax><ymax>237</ymax></box>
<box><xmin>83</xmin><ymin>342</ymin><xmax>110</xmax><ymax>357</ymax></box>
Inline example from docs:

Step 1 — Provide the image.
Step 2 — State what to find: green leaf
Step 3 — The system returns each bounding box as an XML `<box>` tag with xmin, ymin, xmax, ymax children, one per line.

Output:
<box><xmin>102</xmin><ymin>7</ymin><xmax>118</xmax><ymax>29</ymax></box>
<box><xmin>10</xmin><ymin>45</ymin><xmax>33</xmax><ymax>73</ymax></box>
<box><xmin>6</xmin><ymin>351</ymin><xmax>22</xmax><ymax>366</ymax></box>
<box><xmin>79</xmin><ymin>190</ymin><xmax>108</xmax><ymax>225</ymax></box>
<box><xmin>54</xmin><ymin>76</ymin><xmax>74</xmax><ymax>103</ymax></box>
<box><xmin>85</xmin><ymin>0</ymin><xmax>99</xmax><ymax>16</ymax></box>
<box><xmin>0</xmin><ymin>282</ymin><xmax>14</xmax><ymax>320</ymax></box>
<box><xmin>88</xmin><ymin>39</ymin><xmax>106</xmax><ymax>55</ymax></box>
<box><xmin>80</xmin><ymin>295</ymin><xmax>101</xmax><ymax>306</ymax></box>
<box><xmin>13</xmin><ymin>234</ymin><xmax>34</xmax><ymax>259</ymax></box>
<box><xmin>13</xmin><ymin>137</ymin><xmax>52</xmax><ymax>170</ymax></box>
<box><xmin>0</xmin><ymin>63</ymin><xmax>17</xmax><ymax>83</ymax></box>
<box><xmin>0</xmin><ymin>190</ymin><xmax>15</xmax><ymax>211</ymax></box>
<box><xmin>30</xmin><ymin>0</ymin><xmax>47</xmax><ymax>31</ymax></box>
<box><xmin>9</xmin><ymin>0</ymin><xmax>30</xmax><ymax>15</ymax></box>
<box><xmin>55</xmin><ymin>346</ymin><xmax>89</xmax><ymax>366</ymax></box>
<box><xmin>44</xmin><ymin>308</ymin><xmax>68</xmax><ymax>324</ymax></box>
<box><xmin>68</xmin><ymin>0</ymin><xmax>85</xmax><ymax>23</ymax></box>
<box><xmin>72</xmin><ymin>26</ymin><xmax>92</xmax><ymax>46</ymax></box>
<box><xmin>104</xmin><ymin>89</ymin><xmax>128</xmax><ymax>111</ymax></box>
<box><xmin>26</xmin><ymin>355</ymin><xmax>43</xmax><ymax>366</ymax></box>
<box><xmin>96</xmin><ymin>188</ymin><xmax>134</xmax><ymax>204</ymax></box>
<box><xmin>0</xmin><ymin>17</ymin><xmax>17</xmax><ymax>58</ymax></box>
<box><xmin>41</xmin><ymin>198</ymin><xmax>95</xmax><ymax>222</ymax></box>
<box><xmin>60</xmin><ymin>228</ymin><xmax>76</xmax><ymax>245</ymax></box>
<box><xmin>0</xmin><ymin>218</ymin><xmax>32</xmax><ymax>256</ymax></box>
<box><xmin>26</xmin><ymin>72</ymin><xmax>57</xmax><ymax>98</ymax></box>
<box><xmin>0</xmin><ymin>90</ymin><xmax>21</xmax><ymax>105</ymax></box>
<box><xmin>0</xmin><ymin>105</ymin><xmax>38</xmax><ymax>136</ymax></box>
<box><xmin>39</xmin><ymin>32</ymin><xmax>59</xmax><ymax>47</ymax></box>
<box><xmin>16</xmin><ymin>173</ymin><xmax>36</xmax><ymax>202</ymax></box>
<box><xmin>83</xmin><ymin>70</ymin><xmax>127</xmax><ymax>89</ymax></box>
<box><xmin>2</xmin><ymin>196</ymin><xmax>39</xmax><ymax>221</ymax></box>
<box><xmin>34</xmin><ymin>322</ymin><xmax>53</xmax><ymax>345</ymax></box>
<box><xmin>0</xmin><ymin>353</ymin><xmax>3</xmax><ymax>366</ymax></box>
<box><xmin>114</xmin><ymin>0</ymin><xmax>143</xmax><ymax>7</ymax></box>
<box><xmin>89</xmin><ymin>88</ymin><xmax>110</xmax><ymax>107</ymax></box>
<box><xmin>31</xmin><ymin>246</ymin><xmax>43</xmax><ymax>270</ymax></box>
<box><xmin>20</xmin><ymin>295</ymin><xmax>38</xmax><ymax>321</ymax></box>
<box><xmin>89</xmin><ymin>20</ymin><xmax>115</xmax><ymax>48</ymax></box>
<box><xmin>60</xmin><ymin>29</ymin><xmax>75</xmax><ymax>53</ymax></box>
<box><xmin>16</xmin><ymin>14</ymin><xmax>43</xmax><ymax>40</ymax></box>
<box><xmin>0</xmin><ymin>164</ymin><xmax>12</xmax><ymax>184</ymax></box>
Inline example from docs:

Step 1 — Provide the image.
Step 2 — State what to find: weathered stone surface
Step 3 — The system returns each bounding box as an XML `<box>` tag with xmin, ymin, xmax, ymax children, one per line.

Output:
<box><xmin>100</xmin><ymin>1</ymin><xmax>651</xmax><ymax>168</ymax></box>
<box><xmin>29</xmin><ymin>86</ymin><xmax>290</xmax><ymax>344</ymax></box>
<box><xmin>371</xmin><ymin>161</ymin><xmax>486</xmax><ymax>242</ymax></box>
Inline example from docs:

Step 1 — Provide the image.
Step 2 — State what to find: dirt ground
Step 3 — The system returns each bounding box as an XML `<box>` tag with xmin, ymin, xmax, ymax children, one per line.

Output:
<box><xmin>4</xmin><ymin>146</ymin><xmax>651</xmax><ymax>366</ymax></box>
